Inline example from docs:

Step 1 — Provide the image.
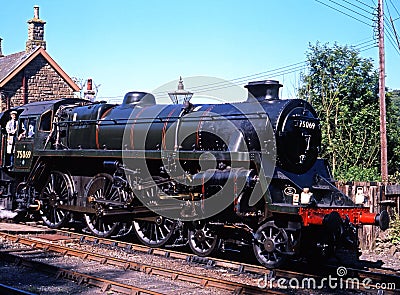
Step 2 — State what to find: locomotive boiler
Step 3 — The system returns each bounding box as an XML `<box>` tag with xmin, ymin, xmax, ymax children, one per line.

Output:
<box><xmin>0</xmin><ymin>80</ymin><xmax>389</xmax><ymax>268</ymax></box>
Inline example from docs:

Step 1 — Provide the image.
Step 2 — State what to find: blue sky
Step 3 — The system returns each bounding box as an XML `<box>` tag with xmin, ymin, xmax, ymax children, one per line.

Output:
<box><xmin>0</xmin><ymin>0</ymin><xmax>399</xmax><ymax>103</ymax></box>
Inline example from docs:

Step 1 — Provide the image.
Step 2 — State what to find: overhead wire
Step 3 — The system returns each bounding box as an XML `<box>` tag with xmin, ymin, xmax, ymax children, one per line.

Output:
<box><xmin>154</xmin><ymin>68</ymin><xmax>306</xmax><ymax>97</ymax></box>
<box><xmin>357</xmin><ymin>36</ymin><xmax>378</xmax><ymax>52</ymax></box>
<box><xmin>315</xmin><ymin>0</ymin><xmax>399</xmax><ymax>56</ymax></box>
<box><xmin>354</xmin><ymin>0</ymin><xmax>375</xmax><ymax>10</ymax></box>
<box><xmin>339</xmin><ymin>0</ymin><xmax>375</xmax><ymax>15</ymax></box>
<box><xmin>384</xmin><ymin>0</ymin><xmax>400</xmax><ymax>51</ymax></box>
<box><xmin>355</xmin><ymin>38</ymin><xmax>378</xmax><ymax>45</ymax></box>
<box><xmin>388</xmin><ymin>0</ymin><xmax>400</xmax><ymax>18</ymax></box>
<box><xmin>356</xmin><ymin>41</ymin><xmax>378</xmax><ymax>51</ymax></box>
<box><xmin>327</xmin><ymin>0</ymin><xmax>375</xmax><ymax>20</ymax></box>
<box><xmin>97</xmin><ymin>38</ymin><xmax>378</xmax><ymax>101</ymax></box>
<box><xmin>100</xmin><ymin>2</ymin><xmax>383</xmax><ymax>100</ymax></box>
<box><xmin>384</xmin><ymin>0</ymin><xmax>398</xmax><ymax>36</ymax></box>
<box><xmin>384</xmin><ymin>17</ymin><xmax>398</xmax><ymax>42</ymax></box>
<box><xmin>359</xmin><ymin>45</ymin><xmax>378</xmax><ymax>52</ymax></box>
<box><xmin>156</xmin><ymin>41</ymin><xmax>377</xmax><ymax>97</ymax></box>
<box><xmin>179</xmin><ymin>65</ymin><xmax>307</xmax><ymax>95</ymax></box>
<box><xmin>314</xmin><ymin>0</ymin><xmax>374</xmax><ymax>26</ymax></box>
<box><xmin>154</xmin><ymin>38</ymin><xmax>376</xmax><ymax>96</ymax></box>
<box><xmin>384</xmin><ymin>16</ymin><xmax>396</xmax><ymax>33</ymax></box>
<box><xmin>385</xmin><ymin>31</ymin><xmax>400</xmax><ymax>54</ymax></box>
<box><xmin>153</xmin><ymin>62</ymin><xmax>306</xmax><ymax>95</ymax></box>
<box><xmin>153</xmin><ymin>63</ymin><xmax>307</xmax><ymax>95</ymax></box>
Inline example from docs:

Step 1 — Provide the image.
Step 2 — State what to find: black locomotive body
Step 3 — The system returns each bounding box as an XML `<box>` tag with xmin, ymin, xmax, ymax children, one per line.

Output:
<box><xmin>0</xmin><ymin>80</ymin><xmax>389</xmax><ymax>268</ymax></box>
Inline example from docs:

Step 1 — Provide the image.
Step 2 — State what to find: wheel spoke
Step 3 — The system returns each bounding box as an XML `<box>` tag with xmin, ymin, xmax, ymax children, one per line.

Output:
<box><xmin>49</xmin><ymin>175</ymin><xmax>55</xmax><ymax>191</ymax></box>
<box><xmin>205</xmin><ymin>240</ymin><xmax>211</xmax><ymax>248</ymax></box>
<box><xmin>56</xmin><ymin>210</ymin><xmax>62</xmax><ymax>223</ymax></box>
<box><xmin>163</xmin><ymin>224</ymin><xmax>170</xmax><ymax>234</ymax></box>
<box><xmin>154</xmin><ymin>225</ymin><xmax>160</xmax><ymax>242</ymax></box>
<box><xmin>262</xmin><ymin>231</ymin><xmax>268</xmax><ymax>240</ymax></box>
<box><xmin>158</xmin><ymin>226</ymin><xmax>166</xmax><ymax>239</ymax></box>
<box><xmin>84</xmin><ymin>174</ymin><xmax>121</xmax><ymax>238</ymax></box>
<box><xmin>52</xmin><ymin>208</ymin><xmax>57</xmax><ymax>223</ymax></box>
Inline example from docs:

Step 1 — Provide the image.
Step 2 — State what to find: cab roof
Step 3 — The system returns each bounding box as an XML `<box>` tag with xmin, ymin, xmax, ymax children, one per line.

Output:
<box><xmin>17</xmin><ymin>98</ymin><xmax>88</xmax><ymax>117</ymax></box>
<box><xmin>0</xmin><ymin>98</ymin><xmax>89</xmax><ymax>127</ymax></box>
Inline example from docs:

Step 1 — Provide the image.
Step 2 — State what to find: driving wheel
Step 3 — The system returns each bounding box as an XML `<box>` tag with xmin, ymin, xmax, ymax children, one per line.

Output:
<box><xmin>132</xmin><ymin>216</ymin><xmax>176</xmax><ymax>247</ymax></box>
<box><xmin>84</xmin><ymin>173</ymin><xmax>121</xmax><ymax>238</ymax></box>
<box><xmin>39</xmin><ymin>171</ymin><xmax>72</xmax><ymax>228</ymax></box>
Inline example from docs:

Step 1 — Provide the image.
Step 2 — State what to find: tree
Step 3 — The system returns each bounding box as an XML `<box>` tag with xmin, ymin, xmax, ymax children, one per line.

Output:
<box><xmin>386</xmin><ymin>89</ymin><xmax>400</xmax><ymax>181</ymax></box>
<box><xmin>298</xmin><ymin>42</ymin><xmax>385</xmax><ymax>181</ymax></box>
<box><xmin>390</xmin><ymin>90</ymin><xmax>400</xmax><ymax>109</ymax></box>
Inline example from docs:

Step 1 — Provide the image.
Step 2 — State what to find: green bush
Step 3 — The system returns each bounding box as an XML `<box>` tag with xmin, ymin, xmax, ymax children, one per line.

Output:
<box><xmin>335</xmin><ymin>166</ymin><xmax>380</xmax><ymax>182</ymax></box>
<box><xmin>389</xmin><ymin>209</ymin><xmax>400</xmax><ymax>244</ymax></box>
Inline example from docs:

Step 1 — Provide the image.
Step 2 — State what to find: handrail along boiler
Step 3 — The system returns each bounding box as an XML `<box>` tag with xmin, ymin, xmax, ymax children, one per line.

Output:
<box><xmin>0</xmin><ymin>80</ymin><xmax>389</xmax><ymax>268</ymax></box>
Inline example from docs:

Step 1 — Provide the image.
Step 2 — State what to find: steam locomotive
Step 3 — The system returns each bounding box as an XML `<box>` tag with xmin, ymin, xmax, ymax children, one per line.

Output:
<box><xmin>0</xmin><ymin>80</ymin><xmax>389</xmax><ymax>268</ymax></box>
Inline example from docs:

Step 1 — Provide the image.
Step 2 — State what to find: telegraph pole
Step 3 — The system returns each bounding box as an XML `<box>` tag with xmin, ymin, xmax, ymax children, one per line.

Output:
<box><xmin>378</xmin><ymin>0</ymin><xmax>388</xmax><ymax>182</ymax></box>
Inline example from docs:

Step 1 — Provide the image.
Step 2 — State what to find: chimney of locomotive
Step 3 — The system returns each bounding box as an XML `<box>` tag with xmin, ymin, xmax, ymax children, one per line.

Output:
<box><xmin>245</xmin><ymin>80</ymin><xmax>282</xmax><ymax>101</ymax></box>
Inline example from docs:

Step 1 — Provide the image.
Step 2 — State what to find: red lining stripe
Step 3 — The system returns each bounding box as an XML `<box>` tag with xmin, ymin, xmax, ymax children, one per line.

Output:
<box><xmin>162</xmin><ymin>107</ymin><xmax>179</xmax><ymax>150</ymax></box>
<box><xmin>95</xmin><ymin>108</ymin><xmax>113</xmax><ymax>149</ymax></box>
<box><xmin>130</xmin><ymin>107</ymin><xmax>149</xmax><ymax>150</ymax></box>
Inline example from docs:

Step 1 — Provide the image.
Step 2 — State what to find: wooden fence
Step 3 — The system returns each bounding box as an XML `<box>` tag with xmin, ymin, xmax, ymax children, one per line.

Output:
<box><xmin>335</xmin><ymin>182</ymin><xmax>400</xmax><ymax>250</ymax></box>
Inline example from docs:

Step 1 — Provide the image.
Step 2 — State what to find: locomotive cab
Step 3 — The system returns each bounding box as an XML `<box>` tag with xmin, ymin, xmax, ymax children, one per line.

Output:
<box><xmin>0</xmin><ymin>109</ymin><xmax>27</xmax><ymax>206</ymax></box>
<box><xmin>4</xmin><ymin>99</ymin><xmax>89</xmax><ymax>172</ymax></box>
<box><xmin>13</xmin><ymin>115</ymin><xmax>37</xmax><ymax>172</ymax></box>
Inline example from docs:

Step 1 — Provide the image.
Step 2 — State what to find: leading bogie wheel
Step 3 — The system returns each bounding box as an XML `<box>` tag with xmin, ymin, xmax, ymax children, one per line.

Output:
<box><xmin>253</xmin><ymin>221</ymin><xmax>289</xmax><ymax>268</ymax></box>
<box><xmin>39</xmin><ymin>171</ymin><xmax>72</xmax><ymax>229</ymax></box>
<box><xmin>84</xmin><ymin>173</ymin><xmax>121</xmax><ymax>238</ymax></box>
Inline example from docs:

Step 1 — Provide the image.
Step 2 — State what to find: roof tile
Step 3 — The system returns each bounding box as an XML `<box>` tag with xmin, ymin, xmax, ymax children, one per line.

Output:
<box><xmin>0</xmin><ymin>49</ymin><xmax>36</xmax><ymax>83</ymax></box>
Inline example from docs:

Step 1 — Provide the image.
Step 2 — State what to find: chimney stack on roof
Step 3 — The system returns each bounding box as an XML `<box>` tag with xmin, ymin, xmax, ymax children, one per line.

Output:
<box><xmin>34</xmin><ymin>5</ymin><xmax>39</xmax><ymax>19</ymax></box>
<box><xmin>26</xmin><ymin>5</ymin><xmax>46</xmax><ymax>52</ymax></box>
<box><xmin>0</xmin><ymin>37</ymin><xmax>4</xmax><ymax>57</ymax></box>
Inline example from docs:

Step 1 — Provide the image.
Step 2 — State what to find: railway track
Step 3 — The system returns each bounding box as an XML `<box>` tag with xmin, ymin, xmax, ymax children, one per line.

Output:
<box><xmin>41</xmin><ymin>224</ymin><xmax>400</xmax><ymax>292</ymax></box>
<box><xmin>0</xmin><ymin>249</ymin><xmax>165</xmax><ymax>295</ymax></box>
<box><xmin>1</xmin><ymin>221</ymin><xmax>399</xmax><ymax>294</ymax></box>
<box><xmin>0</xmin><ymin>230</ymin><xmax>287</xmax><ymax>295</ymax></box>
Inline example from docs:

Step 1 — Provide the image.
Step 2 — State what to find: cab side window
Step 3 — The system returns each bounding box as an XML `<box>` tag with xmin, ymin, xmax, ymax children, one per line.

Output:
<box><xmin>18</xmin><ymin>117</ymin><xmax>37</xmax><ymax>139</ymax></box>
<box><xmin>27</xmin><ymin>118</ymin><xmax>36</xmax><ymax>138</ymax></box>
<box><xmin>18</xmin><ymin>118</ymin><xmax>27</xmax><ymax>138</ymax></box>
<box><xmin>39</xmin><ymin>111</ymin><xmax>52</xmax><ymax>132</ymax></box>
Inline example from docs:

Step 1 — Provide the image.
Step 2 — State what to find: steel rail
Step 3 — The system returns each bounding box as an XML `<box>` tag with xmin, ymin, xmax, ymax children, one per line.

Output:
<box><xmin>52</xmin><ymin>226</ymin><xmax>400</xmax><ymax>289</ymax></box>
<box><xmin>11</xmin><ymin>223</ymin><xmax>400</xmax><ymax>294</ymax></box>
<box><xmin>0</xmin><ymin>250</ymin><xmax>166</xmax><ymax>295</ymax></box>
<box><xmin>0</xmin><ymin>232</ymin><xmax>286</xmax><ymax>295</ymax></box>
